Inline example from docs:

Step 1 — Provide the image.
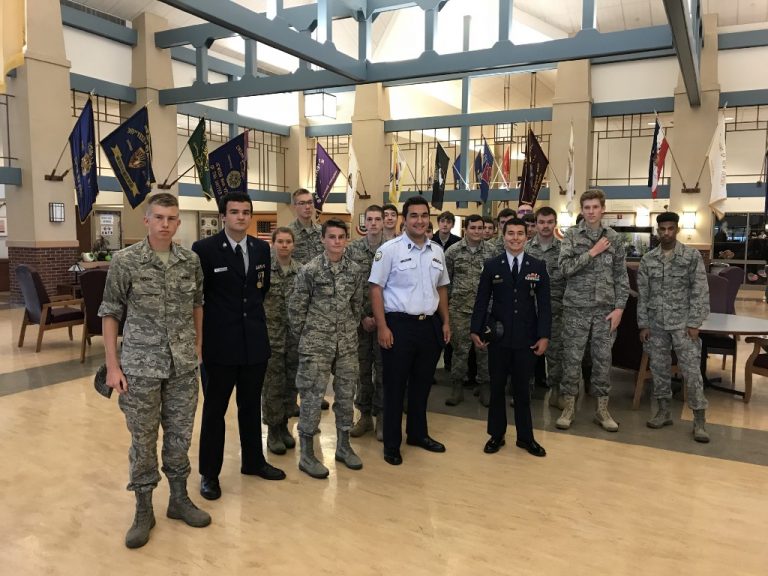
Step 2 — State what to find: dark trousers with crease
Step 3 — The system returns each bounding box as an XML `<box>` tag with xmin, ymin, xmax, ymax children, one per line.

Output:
<box><xmin>488</xmin><ymin>345</ymin><xmax>535</xmax><ymax>443</ymax></box>
<box><xmin>199</xmin><ymin>362</ymin><xmax>267</xmax><ymax>478</ymax></box>
<box><xmin>380</xmin><ymin>314</ymin><xmax>442</xmax><ymax>452</ymax></box>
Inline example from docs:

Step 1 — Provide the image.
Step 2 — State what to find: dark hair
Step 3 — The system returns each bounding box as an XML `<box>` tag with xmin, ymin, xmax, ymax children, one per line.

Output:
<box><xmin>522</xmin><ymin>213</ymin><xmax>536</xmax><ymax>224</ymax></box>
<box><xmin>382</xmin><ymin>203</ymin><xmax>399</xmax><ymax>216</ymax></box>
<box><xmin>502</xmin><ymin>217</ymin><xmax>527</xmax><ymax>235</ymax></box>
<box><xmin>497</xmin><ymin>207</ymin><xmax>517</xmax><ymax>222</ymax></box>
<box><xmin>145</xmin><ymin>192</ymin><xmax>178</xmax><ymax>215</ymax></box>
<box><xmin>576</xmin><ymin>213</ymin><xmax>585</xmax><ymax>224</ymax></box>
<box><xmin>483</xmin><ymin>216</ymin><xmax>495</xmax><ymax>225</ymax></box>
<box><xmin>402</xmin><ymin>195</ymin><xmax>430</xmax><ymax>218</ymax></box>
<box><xmin>321</xmin><ymin>218</ymin><xmax>348</xmax><ymax>237</ymax></box>
<box><xmin>271</xmin><ymin>226</ymin><xmax>294</xmax><ymax>243</ymax></box>
<box><xmin>535</xmin><ymin>206</ymin><xmax>557</xmax><ymax>220</ymax></box>
<box><xmin>656</xmin><ymin>211</ymin><xmax>680</xmax><ymax>224</ymax></box>
<box><xmin>365</xmin><ymin>204</ymin><xmax>384</xmax><ymax>217</ymax></box>
<box><xmin>427</xmin><ymin>221</ymin><xmax>434</xmax><ymax>231</ymax></box>
<box><xmin>218</xmin><ymin>192</ymin><xmax>253</xmax><ymax>215</ymax></box>
<box><xmin>437</xmin><ymin>211</ymin><xmax>455</xmax><ymax>224</ymax></box>
<box><xmin>465</xmin><ymin>214</ymin><xmax>484</xmax><ymax>226</ymax></box>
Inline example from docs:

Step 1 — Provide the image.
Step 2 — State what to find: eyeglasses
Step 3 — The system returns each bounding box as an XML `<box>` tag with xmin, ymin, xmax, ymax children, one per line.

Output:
<box><xmin>295</xmin><ymin>200</ymin><xmax>313</xmax><ymax>207</ymax></box>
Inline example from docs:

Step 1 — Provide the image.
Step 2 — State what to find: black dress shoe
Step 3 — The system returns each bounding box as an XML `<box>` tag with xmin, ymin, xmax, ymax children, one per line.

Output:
<box><xmin>406</xmin><ymin>436</ymin><xmax>446</xmax><ymax>453</ymax></box>
<box><xmin>241</xmin><ymin>462</ymin><xmax>287</xmax><ymax>480</ymax></box>
<box><xmin>483</xmin><ymin>436</ymin><xmax>506</xmax><ymax>454</ymax></box>
<box><xmin>516</xmin><ymin>439</ymin><xmax>546</xmax><ymax>457</ymax></box>
<box><xmin>200</xmin><ymin>476</ymin><xmax>221</xmax><ymax>500</ymax></box>
<box><xmin>383</xmin><ymin>449</ymin><xmax>403</xmax><ymax>466</ymax></box>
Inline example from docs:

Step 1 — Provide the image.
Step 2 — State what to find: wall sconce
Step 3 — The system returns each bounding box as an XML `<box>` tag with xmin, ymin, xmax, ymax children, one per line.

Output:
<box><xmin>49</xmin><ymin>202</ymin><xmax>65</xmax><ymax>223</ymax></box>
<box><xmin>681</xmin><ymin>211</ymin><xmax>696</xmax><ymax>230</ymax></box>
<box><xmin>304</xmin><ymin>91</ymin><xmax>337</xmax><ymax>119</ymax></box>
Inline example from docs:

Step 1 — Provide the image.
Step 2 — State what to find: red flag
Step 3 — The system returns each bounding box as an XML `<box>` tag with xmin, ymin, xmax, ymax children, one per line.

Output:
<box><xmin>648</xmin><ymin>120</ymin><xmax>669</xmax><ymax>199</ymax></box>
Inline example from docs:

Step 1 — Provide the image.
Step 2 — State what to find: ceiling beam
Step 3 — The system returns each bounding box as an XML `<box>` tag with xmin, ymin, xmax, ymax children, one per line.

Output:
<box><xmin>156</xmin><ymin>0</ymin><xmax>367</xmax><ymax>81</ymax></box>
<box><xmin>662</xmin><ymin>0</ymin><xmax>701</xmax><ymax>107</ymax></box>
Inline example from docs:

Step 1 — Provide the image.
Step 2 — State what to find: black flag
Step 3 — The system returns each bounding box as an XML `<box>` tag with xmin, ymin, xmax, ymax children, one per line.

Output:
<box><xmin>432</xmin><ymin>143</ymin><xmax>450</xmax><ymax>210</ymax></box>
<box><xmin>518</xmin><ymin>129</ymin><xmax>549</xmax><ymax>208</ymax></box>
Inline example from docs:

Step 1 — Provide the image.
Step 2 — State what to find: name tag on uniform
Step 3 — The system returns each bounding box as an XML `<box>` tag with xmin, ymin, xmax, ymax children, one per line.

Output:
<box><xmin>214</xmin><ymin>267</ymin><xmax>228</xmax><ymax>273</ymax></box>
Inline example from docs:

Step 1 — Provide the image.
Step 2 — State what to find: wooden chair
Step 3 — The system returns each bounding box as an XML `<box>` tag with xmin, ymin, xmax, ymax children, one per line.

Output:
<box><xmin>16</xmin><ymin>264</ymin><xmax>84</xmax><ymax>352</ymax></box>
<box><xmin>79</xmin><ymin>268</ymin><xmax>108</xmax><ymax>363</ymax></box>
<box><xmin>742</xmin><ymin>337</ymin><xmax>768</xmax><ymax>403</ymax></box>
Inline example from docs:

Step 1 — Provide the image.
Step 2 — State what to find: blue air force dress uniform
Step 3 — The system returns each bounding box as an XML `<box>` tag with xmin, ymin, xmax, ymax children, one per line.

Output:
<box><xmin>368</xmin><ymin>233</ymin><xmax>450</xmax><ymax>457</ymax></box>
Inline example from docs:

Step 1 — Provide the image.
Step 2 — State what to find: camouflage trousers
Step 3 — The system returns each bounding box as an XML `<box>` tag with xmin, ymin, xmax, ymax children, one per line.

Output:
<box><xmin>561</xmin><ymin>307</ymin><xmax>616</xmax><ymax>398</ymax></box>
<box><xmin>262</xmin><ymin>341</ymin><xmax>299</xmax><ymax>426</ymax></box>
<box><xmin>355</xmin><ymin>326</ymin><xmax>383</xmax><ymax>416</ymax></box>
<box><xmin>646</xmin><ymin>323</ymin><xmax>709</xmax><ymax>411</ymax></box>
<box><xmin>544</xmin><ymin>305</ymin><xmax>564</xmax><ymax>393</ymax></box>
<box><xmin>296</xmin><ymin>343</ymin><xmax>358</xmax><ymax>436</ymax></box>
<box><xmin>119</xmin><ymin>366</ymin><xmax>199</xmax><ymax>493</ymax></box>
<box><xmin>450</xmin><ymin>310</ymin><xmax>489</xmax><ymax>386</ymax></box>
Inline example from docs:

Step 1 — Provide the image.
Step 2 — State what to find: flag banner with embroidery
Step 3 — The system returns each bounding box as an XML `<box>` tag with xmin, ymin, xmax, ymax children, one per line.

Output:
<box><xmin>188</xmin><ymin>118</ymin><xmax>212</xmax><ymax>200</ymax></box>
<box><xmin>209</xmin><ymin>131</ymin><xmax>248</xmax><ymax>201</ymax></box>
<box><xmin>69</xmin><ymin>97</ymin><xmax>99</xmax><ymax>223</ymax></box>
<box><xmin>315</xmin><ymin>142</ymin><xmax>341</xmax><ymax>212</ymax></box>
<box><xmin>389</xmin><ymin>140</ymin><xmax>402</xmax><ymax>205</ymax></box>
<box><xmin>480</xmin><ymin>138</ymin><xmax>494</xmax><ymax>204</ymax></box>
<box><xmin>648</xmin><ymin>120</ymin><xmax>669</xmax><ymax>199</ymax></box>
<box><xmin>432</xmin><ymin>143</ymin><xmax>450</xmax><ymax>210</ymax></box>
<box><xmin>518</xmin><ymin>129</ymin><xmax>549</xmax><ymax>208</ymax></box>
<box><xmin>346</xmin><ymin>145</ymin><xmax>359</xmax><ymax>214</ymax></box>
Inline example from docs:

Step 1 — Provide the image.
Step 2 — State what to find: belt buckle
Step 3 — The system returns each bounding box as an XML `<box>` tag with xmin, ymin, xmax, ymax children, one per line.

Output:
<box><xmin>418</xmin><ymin>314</ymin><xmax>426</xmax><ymax>320</ymax></box>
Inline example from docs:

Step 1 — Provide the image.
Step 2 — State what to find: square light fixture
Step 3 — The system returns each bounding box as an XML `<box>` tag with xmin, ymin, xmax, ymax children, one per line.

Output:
<box><xmin>681</xmin><ymin>211</ymin><xmax>696</xmax><ymax>230</ymax></box>
<box><xmin>49</xmin><ymin>202</ymin><xmax>65</xmax><ymax>223</ymax></box>
<box><xmin>304</xmin><ymin>91</ymin><xmax>337</xmax><ymax>119</ymax></box>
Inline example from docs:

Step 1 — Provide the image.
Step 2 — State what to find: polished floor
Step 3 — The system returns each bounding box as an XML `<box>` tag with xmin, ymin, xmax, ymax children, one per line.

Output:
<box><xmin>2</xmin><ymin>298</ymin><xmax>768</xmax><ymax>575</ymax></box>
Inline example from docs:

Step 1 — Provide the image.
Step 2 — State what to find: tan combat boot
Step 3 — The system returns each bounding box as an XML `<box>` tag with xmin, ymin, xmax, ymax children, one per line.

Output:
<box><xmin>445</xmin><ymin>380</ymin><xmax>464</xmax><ymax>406</ymax></box>
<box><xmin>693</xmin><ymin>409</ymin><xmax>710</xmax><ymax>443</ymax></box>
<box><xmin>335</xmin><ymin>430</ymin><xmax>363</xmax><ymax>470</ymax></box>
<box><xmin>555</xmin><ymin>395</ymin><xmax>576</xmax><ymax>430</ymax></box>
<box><xmin>594</xmin><ymin>396</ymin><xmax>619</xmax><ymax>432</ymax></box>
<box><xmin>350</xmin><ymin>413</ymin><xmax>373</xmax><ymax>438</ymax></box>
<box><xmin>298</xmin><ymin>434</ymin><xmax>329</xmax><ymax>479</ymax></box>
<box><xmin>267</xmin><ymin>426</ymin><xmax>286</xmax><ymax>455</ymax></box>
<box><xmin>125</xmin><ymin>491</ymin><xmax>155</xmax><ymax>549</ymax></box>
<box><xmin>167</xmin><ymin>480</ymin><xmax>211</xmax><ymax>528</ymax></box>
<box><xmin>374</xmin><ymin>414</ymin><xmax>383</xmax><ymax>442</ymax></box>
<box><xmin>647</xmin><ymin>398</ymin><xmax>673</xmax><ymax>429</ymax></box>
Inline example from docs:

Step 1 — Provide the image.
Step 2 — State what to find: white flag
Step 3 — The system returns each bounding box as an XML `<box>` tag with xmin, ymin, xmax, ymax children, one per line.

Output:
<box><xmin>346</xmin><ymin>145</ymin><xmax>359</xmax><ymax>215</ymax></box>
<box><xmin>708</xmin><ymin>112</ymin><xmax>727</xmax><ymax>220</ymax></box>
<box><xmin>566</xmin><ymin>122</ymin><xmax>575</xmax><ymax>212</ymax></box>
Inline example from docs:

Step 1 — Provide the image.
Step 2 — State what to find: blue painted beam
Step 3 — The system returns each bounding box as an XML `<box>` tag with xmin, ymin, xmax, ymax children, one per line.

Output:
<box><xmin>177</xmin><ymin>103</ymin><xmax>291</xmax><ymax>136</ymax></box>
<box><xmin>582</xmin><ymin>0</ymin><xmax>596</xmax><ymax>30</ymax></box>
<box><xmin>99</xmin><ymin>176</ymin><xmax>291</xmax><ymax>203</ymax></box>
<box><xmin>69</xmin><ymin>73</ymin><xmax>137</xmax><ymax>103</ymax></box>
<box><xmin>720</xmin><ymin>90</ymin><xmax>768</xmax><ymax>107</ymax></box>
<box><xmin>155</xmin><ymin>23</ymin><xmax>235</xmax><ymax>48</ymax></box>
<box><xmin>719</xmin><ymin>29</ymin><xmax>768</xmax><ymax>50</ymax></box>
<box><xmin>171</xmin><ymin>46</ymin><xmax>246</xmax><ymax>78</ymax></box>
<box><xmin>382</xmin><ymin>62</ymin><xmax>557</xmax><ymax>88</ymax></box>
<box><xmin>597</xmin><ymin>185</ymin><xmax>669</xmax><ymax>199</ymax></box>
<box><xmin>61</xmin><ymin>5</ymin><xmax>137</xmax><ymax>45</ymax></box>
<box><xmin>591</xmin><ymin>97</ymin><xmax>675</xmax><ymax>117</ymax></box>
<box><xmin>386</xmin><ymin>188</ymin><xmax>551</xmax><ymax>204</ymax></box>
<box><xmin>591</xmin><ymin>48</ymin><xmax>676</xmax><ymax>64</ymax></box>
<box><xmin>156</xmin><ymin>0</ymin><xmax>367</xmax><ymax>81</ymax></box>
<box><xmin>661</xmin><ymin>0</ymin><xmax>701</xmax><ymax>106</ymax></box>
<box><xmin>306</xmin><ymin>124</ymin><xmax>353</xmax><ymax>137</ymax></box>
<box><xmin>384</xmin><ymin>108</ymin><xmax>552</xmax><ymax>132</ymax></box>
<box><xmin>0</xmin><ymin>167</ymin><xmax>22</xmax><ymax>186</ymax></box>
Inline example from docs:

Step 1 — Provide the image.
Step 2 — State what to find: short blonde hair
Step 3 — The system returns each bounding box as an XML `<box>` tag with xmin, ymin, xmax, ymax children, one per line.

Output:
<box><xmin>145</xmin><ymin>192</ymin><xmax>178</xmax><ymax>215</ymax></box>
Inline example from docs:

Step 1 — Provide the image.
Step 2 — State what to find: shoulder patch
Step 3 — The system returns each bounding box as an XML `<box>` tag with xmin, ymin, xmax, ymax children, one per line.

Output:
<box><xmin>374</xmin><ymin>250</ymin><xmax>383</xmax><ymax>261</ymax></box>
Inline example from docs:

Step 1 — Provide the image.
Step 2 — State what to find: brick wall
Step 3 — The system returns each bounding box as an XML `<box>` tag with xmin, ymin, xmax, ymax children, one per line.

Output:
<box><xmin>9</xmin><ymin>246</ymin><xmax>82</xmax><ymax>304</ymax></box>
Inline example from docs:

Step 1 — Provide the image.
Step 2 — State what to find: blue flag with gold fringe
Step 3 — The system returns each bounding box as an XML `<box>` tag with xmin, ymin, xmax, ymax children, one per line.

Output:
<box><xmin>209</xmin><ymin>131</ymin><xmax>248</xmax><ymax>201</ymax></box>
<box><xmin>69</xmin><ymin>97</ymin><xmax>99</xmax><ymax>223</ymax></box>
<box><xmin>100</xmin><ymin>107</ymin><xmax>155</xmax><ymax>208</ymax></box>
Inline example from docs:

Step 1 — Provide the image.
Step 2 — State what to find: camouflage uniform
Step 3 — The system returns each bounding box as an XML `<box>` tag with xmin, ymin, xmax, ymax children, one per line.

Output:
<box><xmin>262</xmin><ymin>255</ymin><xmax>302</xmax><ymax>426</ymax></box>
<box><xmin>559</xmin><ymin>221</ymin><xmax>629</xmax><ymax>398</ymax></box>
<box><xmin>98</xmin><ymin>238</ymin><xmax>203</xmax><ymax>493</ymax></box>
<box><xmin>288</xmin><ymin>253</ymin><xmax>364</xmax><ymax>436</ymax></box>
<box><xmin>525</xmin><ymin>235</ymin><xmax>565</xmax><ymax>393</ymax></box>
<box><xmin>289</xmin><ymin>219</ymin><xmax>323</xmax><ymax>265</ymax></box>
<box><xmin>346</xmin><ymin>236</ymin><xmax>384</xmax><ymax>417</ymax></box>
<box><xmin>445</xmin><ymin>238</ymin><xmax>494</xmax><ymax>390</ymax></box>
<box><xmin>488</xmin><ymin>235</ymin><xmax>505</xmax><ymax>257</ymax></box>
<box><xmin>637</xmin><ymin>241</ymin><xmax>709</xmax><ymax>410</ymax></box>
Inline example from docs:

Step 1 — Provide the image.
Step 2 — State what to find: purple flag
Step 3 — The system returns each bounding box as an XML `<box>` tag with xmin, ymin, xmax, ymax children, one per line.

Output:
<box><xmin>480</xmin><ymin>138</ymin><xmax>494</xmax><ymax>204</ymax></box>
<box><xmin>519</xmin><ymin>129</ymin><xmax>549</xmax><ymax>208</ymax></box>
<box><xmin>314</xmin><ymin>143</ymin><xmax>341</xmax><ymax>212</ymax></box>
<box><xmin>209</xmin><ymin>131</ymin><xmax>248</xmax><ymax>201</ymax></box>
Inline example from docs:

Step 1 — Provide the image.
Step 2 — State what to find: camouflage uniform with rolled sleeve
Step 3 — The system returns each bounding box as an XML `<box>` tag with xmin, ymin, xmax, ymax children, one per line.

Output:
<box><xmin>525</xmin><ymin>235</ymin><xmax>565</xmax><ymax>394</ymax></box>
<box><xmin>262</xmin><ymin>254</ymin><xmax>302</xmax><ymax>426</ymax></box>
<box><xmin>445</xmin><ymin>238</ymin><xmax>494</xmax><ymax>393</ymax></box>
<box><xmin>289</xmin><ymin>219</ymin><xmax>323</xmax><ymax>265</ymax></box>
<box><xmin>346</xmin><ymin>236</ymin><xmax>384</xmax><ymax>418</ymax></box>
<box><xmin>558</xmin><ymin>221</ymin><xmax>629</xmax><ymax>398</ymax></box>
<box><xmin>637</xmin><ymin>241</ymin><xmax>709</xmax><ymax>410</ymax></box>
<box><xmin>98</xmin><ymin>238</ymin><xmax>203</xmax><ymax>493</ymax></box>
<box><xmin>288</xmin><ymin>253</ymin><xmax>364</xmax><ymax>436</ymax></box>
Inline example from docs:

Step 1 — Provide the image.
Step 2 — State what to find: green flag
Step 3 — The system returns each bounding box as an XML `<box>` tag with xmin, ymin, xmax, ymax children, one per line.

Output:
<box><xmin>188</xmin><ymin>118</ymin><xmax>212</xmax><ymax>200</ymax></box>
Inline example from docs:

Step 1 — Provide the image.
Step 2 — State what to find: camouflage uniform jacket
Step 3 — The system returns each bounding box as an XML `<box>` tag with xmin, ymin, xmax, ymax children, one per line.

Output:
<box><xmin>445</xmin><ymin>238</ymin><xmax>495</xmax><ymax>314</ymax></box>
<box><xmin>488</xmin><ymin>235</ymin><xmax>505</xmax><ymax>257</ymax></box>
<box><xmin>637</xmin><ymin>240</ymin><xmax>709</xmax><ymax>330</ymax></box>
<box><xmin>98</xmin><ymin>237</ymin><xmax>203</xmax><ymax>378</ymax></box>
<box><xmin>346</xmin><ymin>236</ymin><xmax>381</xmax><ymax>320</ymax></box>
<box><xmin>525</xmin><ymin>235</ymin><xmax>565</xmax><ymax>304</ymax></box>
<box><xmin>289</xmin><ymin>219</ymin><xmax>323</xmax><ymax>265</ymax></box>
<box><xmin>264</xmin><ymin>255</ymin><xmax>302</xmax><ymax>350</ymax></box>
<box><xmin>559</xmin><ymin>221</ymin><xmax>629</xmax><ymax>310</ymax></box>
<box><xmin>288</xmin><ymin>252</ymin><xmax>364</xmax><ymax>354</ymax></box>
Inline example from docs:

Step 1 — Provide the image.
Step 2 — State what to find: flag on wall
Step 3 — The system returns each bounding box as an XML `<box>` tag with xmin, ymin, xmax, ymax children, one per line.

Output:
<box><xmin>345</xmin><ymin>145</ymin><xmax>359</xmax><ymax>215</ymax></box>
<box><xmin>209</xmin><ymin>131</ymin><xmax>248</xmax><ymax>201</ymax></box>
<box><xmin>315</xmin><ymin>142</ymin><xmax>341</xmax><ymax>212</ymax></box>
<box><xmin>187</xmin><ymin>118</ymin><xmax>212</xmax><ymax>200</ymax></box>
<box><xmin>100</xmin><ymin>107</ymin><xmax>155</xmax><ymax>209</ymax></box>
<box><xmin>389</xmin><ymin>140</ymin><xmax>402</xmax><ymax>205</ymax></box>
<box><xmin>502</xmin><ymin>145</ymin><xmax>511</xmax><ymax>186</ymax></box>
<box><xmin>69</xmin><ymin>97</ymin><xmax>99</xmax><ymax>223</ymax></box>
<box><xmin>0</xmin><ymin>0</ymin><xmax>25</xmax><ymax>94</ymax></box>
<box><xmin>566</xmin><ymin>122</ymin><xmax>575</xmax><ymax>211</ymax></box>
<box><xmin>479</xmin><ymin>139</ymin><xmax>494</xmax><ymax>204</ymax></box>
<box><xmin>519</xmin><ymin>129</ymin><xmax>549</xmax><ymax>207</ymax></box>
<box><xmin>648</xmin><ymin>120</ymin><xmax>669</xmax><ymax>199</ymax></box>
<box><xmin>432</xmin><ymin>143</ymin><xmax>449</xmax><ymax>210</ymax></box>
<box><xmin>473</xmin><ymin>150</ymin><xmax>482</xmax><ymax>187</ymax></box>
<box><xmin>708</xmin><ymin>112</ymin><xmax>727</xmax><ymax>220</ymax></box>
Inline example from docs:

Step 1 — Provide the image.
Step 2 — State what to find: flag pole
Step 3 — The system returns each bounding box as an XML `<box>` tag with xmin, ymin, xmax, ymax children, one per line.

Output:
<box><xmin>158</xmin><ymin>127</ymin><xmax>198</xmax><ymax>189</ymax></box>
<box><xmin>356</xmin><ymin>170</ymin><xmax>371</xmax><ymax>199</ymax></box>
<box><xmin>44</xmin><ymin>138</ymin><xmax>71</xmax><ymax>182</ymax></box>
<box><xmin>654</xmin><ymin>110</ymin><xmax>689</xmax><ymax>190</ymax></box>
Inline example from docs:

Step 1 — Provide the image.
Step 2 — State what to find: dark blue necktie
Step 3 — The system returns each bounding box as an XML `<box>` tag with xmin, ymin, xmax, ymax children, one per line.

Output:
<box><xmin>235</xmin><ymin>244</ymin><xmax>246</xmax><ymax>276</ymax></box>
<box><xmin>511</xmin><ymin>256</ymin><xmax>519</xmax><ymax>281</ymax></box>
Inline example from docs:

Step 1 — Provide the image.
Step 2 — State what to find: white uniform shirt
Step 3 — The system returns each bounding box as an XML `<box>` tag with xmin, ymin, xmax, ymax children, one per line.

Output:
<box><xmin>368</xmin><ymin>233</ymin><xmax>450</xmax><ymax>315</ymax></box>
